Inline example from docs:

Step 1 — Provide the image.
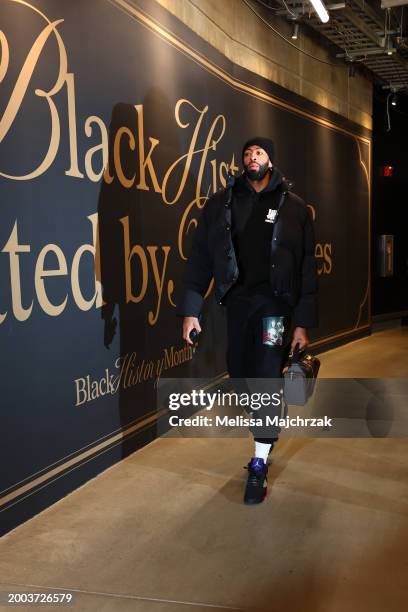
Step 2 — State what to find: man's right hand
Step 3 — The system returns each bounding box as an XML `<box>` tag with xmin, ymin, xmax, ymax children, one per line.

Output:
<box><xmin>182</xmin><ymin>316</ymin><xmax>202</xmax><ymax>345</ymax></box>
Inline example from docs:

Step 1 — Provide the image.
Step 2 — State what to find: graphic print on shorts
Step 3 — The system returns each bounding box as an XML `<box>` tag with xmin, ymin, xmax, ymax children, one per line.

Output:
<box><xmin>262</xmin><ymin>316</ymin><xmax>285</xmax><ymax>346</ymax></box>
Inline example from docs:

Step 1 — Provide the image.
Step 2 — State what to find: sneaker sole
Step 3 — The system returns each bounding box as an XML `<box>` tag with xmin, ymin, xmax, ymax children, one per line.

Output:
<box><xmin>244</xmin><ymin>488</ymin><xmax>267</xmax><ymax>505</ymax></box>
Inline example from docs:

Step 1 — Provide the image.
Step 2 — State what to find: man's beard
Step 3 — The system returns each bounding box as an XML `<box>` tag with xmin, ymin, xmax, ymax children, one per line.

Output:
<box><xmin>244</xmin><ymin>161</ymin><xmax>270</xmax><ymax>181</ymax></box>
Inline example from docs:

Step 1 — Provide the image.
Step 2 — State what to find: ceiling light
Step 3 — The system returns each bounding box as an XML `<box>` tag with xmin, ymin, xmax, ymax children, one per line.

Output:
<box><xmin>309</xmin><ymin>0</ymin><xmax>330</xmax><ymax>23</ymax></box>
<box><xmin>391</xmin><ymin>93</ymin><xmax>397</xmax><ymax>106</ymax></box>
<box><xmin>291</xmin><ymin>23</ymin><xmax>299</xmax><ymax>40</ymax></box>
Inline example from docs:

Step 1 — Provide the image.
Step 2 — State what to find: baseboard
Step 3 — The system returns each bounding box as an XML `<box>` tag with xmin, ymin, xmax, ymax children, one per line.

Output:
<box><xmin>372</xmin><ymin>310</ymin><xmax>408</xmax><ymax>332</ymax></box>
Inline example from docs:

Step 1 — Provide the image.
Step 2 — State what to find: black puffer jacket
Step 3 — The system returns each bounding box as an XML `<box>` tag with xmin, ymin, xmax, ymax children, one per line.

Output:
<box><xmin>177</xmin><ymin>171</ymin><xmax>318</xmax><ymax>328</ymax></box>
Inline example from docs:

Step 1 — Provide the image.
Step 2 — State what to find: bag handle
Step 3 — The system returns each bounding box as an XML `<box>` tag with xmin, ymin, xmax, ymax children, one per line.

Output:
<box><xmin>288</xmin><ymin>342</ymin><xmax>304</xmax><ymax>363</ymax></box>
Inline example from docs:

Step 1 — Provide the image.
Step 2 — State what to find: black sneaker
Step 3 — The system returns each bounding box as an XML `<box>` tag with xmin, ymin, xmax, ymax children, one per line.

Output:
<box><xmin>244</xmin><ymin>457</ymin><xmax>268</xmax><ymax>504</ymax></box>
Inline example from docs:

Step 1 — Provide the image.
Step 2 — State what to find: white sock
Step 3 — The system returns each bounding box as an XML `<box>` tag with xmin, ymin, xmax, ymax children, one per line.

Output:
<box><xmin>254</xmin><ymin>441</ymin><xmax>272</xmax><ymax>463</ymax></box>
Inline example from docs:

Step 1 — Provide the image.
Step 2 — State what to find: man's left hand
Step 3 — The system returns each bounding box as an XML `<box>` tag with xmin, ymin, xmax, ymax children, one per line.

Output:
<box><xmin>291</xmin><ymin>327</ymin><xmax>309</xmax><ymax>351</ymax></box>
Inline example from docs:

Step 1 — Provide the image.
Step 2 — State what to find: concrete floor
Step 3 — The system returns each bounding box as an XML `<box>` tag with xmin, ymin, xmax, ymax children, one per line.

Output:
<box><xmin>1</xmin><ymin>328</ymin><xmax>407</xmax><ymax>612</ymax></box>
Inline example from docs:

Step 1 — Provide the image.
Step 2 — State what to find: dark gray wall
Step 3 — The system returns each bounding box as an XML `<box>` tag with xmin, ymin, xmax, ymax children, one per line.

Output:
<box><xmin>372</xmin><ymin>90</ymin><xmax>408</xmax><ymax>316</ymax></box>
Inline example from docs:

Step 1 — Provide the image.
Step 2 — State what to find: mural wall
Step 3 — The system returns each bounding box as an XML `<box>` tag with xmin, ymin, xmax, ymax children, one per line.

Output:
<box><xmin>0</xmin><ymin>0</ymin><xmax>371</xmax><ymax>534</ymax></box>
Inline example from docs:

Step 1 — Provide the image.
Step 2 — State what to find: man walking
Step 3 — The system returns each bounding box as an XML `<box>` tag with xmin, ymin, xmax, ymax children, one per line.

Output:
<box><xmin>177</xmin><ymin>137</ymin><xmax>318</xmax><ymax>504</ymax></box>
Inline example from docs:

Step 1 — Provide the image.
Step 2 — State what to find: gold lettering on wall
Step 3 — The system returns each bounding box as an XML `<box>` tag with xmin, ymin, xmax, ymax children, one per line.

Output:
<box><xmin>0</xmin><ymin>18</ymin><xmax>68</xmax><ymax>180</ymax></box>
<box><xmin>0</xmin><ymin>214</ymin><xmax>103</xmax><ymax>323</ymax></box>
<box><xmin>0</xmin><ymin>1</ymin><xmax>337</xmax><ymax>329</ymax></box>
<box><xmin>34</xmin><ymin>244</ymin><xmax>68</xmax><ymax>316</ymax></box>
<box><xmin>84</xmin><ymin>116</ymin><xmax>109</xmax><ymax>182</ymax></box>
<box><xmin>65</xmin><ymin>72</ymin><xmax>85</xmax><ymax>178</ymax></box>
<box><xmin>74</xmin><ymin>344</ymin><xmax>194</xmax><ymax>405</ymax></box>
<box><xmin>1</xmin><ymin>223</ymin><xmax>33</xmax><ymax>321</ymax></box>
<box><xmin>161</xmin><ymin>99</ymin><xmax>208</xmax><ymax>205</ymax></box>
<box><xmin>315</xmin><ymin>242</ymin><xmax>333</xmax><ymax>275</ymax></box>
<box><xmin>308</xmin><ymin>204</ymin><xmax>333</xmax><ymax>275</ymax></box>
<box><xmin>307</xmin><ymin>204</ymin><xmax>316</xmax><ymax>221</ymax></box>
<box><xmin>0</xmin><ymin>30</ymin><xmax>10</xmax><ymax>83</ymax></box>
<box><xmin>146</xmin><ymin>246</ymin><xmax>171</xmax><ymax>326</ymax></box>
<box><xmin>120</xmin><ymin>216</ymin><xmax>148</xmax><ymax>303</ymax></box>
<box><xmin>134</xmin><ymin>104</ymin><xmax>161</xmax><ymax>193</ymax></box>
<box><xmin>114</xmin><ymin>126</ymin><xmax>136</xmax><ymax>188</ymax></box>
<box><xmin>195</xmin><ymin>113</ymin><xmax>226</xmax><ymax>204</ymax></box>
<box><xmin>71</xmin><ymin>214</ymin><xmax>103</xmax><ymax>311</ymax></box>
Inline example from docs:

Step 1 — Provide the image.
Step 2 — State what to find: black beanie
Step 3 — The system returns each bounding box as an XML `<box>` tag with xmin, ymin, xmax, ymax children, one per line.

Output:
<box><xmin>242</xmin><ymin>137</ymin><xmax>275</xmax><ymax>162</ymax></box>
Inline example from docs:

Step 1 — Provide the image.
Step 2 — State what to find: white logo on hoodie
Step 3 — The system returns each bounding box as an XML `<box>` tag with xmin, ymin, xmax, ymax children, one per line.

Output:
<box><xmin>265</xmin><ymin>208</ymin><xmax>277</xmax><ymax>223</ymax></box>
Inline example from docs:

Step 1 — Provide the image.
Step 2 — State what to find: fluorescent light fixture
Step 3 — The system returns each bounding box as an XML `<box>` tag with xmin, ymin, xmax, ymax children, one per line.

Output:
<box><xmin>309</xmin><ymin>0</ymin><xmax>330</xmax><ymax>23</ymax></box>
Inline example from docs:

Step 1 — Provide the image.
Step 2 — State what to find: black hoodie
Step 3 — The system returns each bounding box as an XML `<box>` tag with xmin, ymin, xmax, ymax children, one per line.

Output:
<box><xmin>227</xmin><ymin>168</ymin><xmax>286</xmax><ymax>299</ymax></box>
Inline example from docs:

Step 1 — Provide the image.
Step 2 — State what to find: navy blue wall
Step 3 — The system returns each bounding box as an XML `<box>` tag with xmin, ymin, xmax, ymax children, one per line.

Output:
<box><xmin>0</xmin><ymin>0</ymin><xmax>371</xmax><ymax>534</ymax></box>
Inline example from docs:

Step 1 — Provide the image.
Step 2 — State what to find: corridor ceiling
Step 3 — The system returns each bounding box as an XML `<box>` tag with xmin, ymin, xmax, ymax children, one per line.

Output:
<box><xmin>259</xmin><ymin>0</ymin><xmax>408</xmax><ymax>92</ymax></box>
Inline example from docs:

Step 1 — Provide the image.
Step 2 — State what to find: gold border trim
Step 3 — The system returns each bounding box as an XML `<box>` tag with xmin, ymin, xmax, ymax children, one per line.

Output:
<box><xmin>354</xmin><ymin>137</ymin><xmax>371</xmax><ymax>328</ymax></box>
<box><xmin>0</xmin><ymin>410</ymin><xmax>157</xmax><ymax>497</ymax></box>
<box><xmin>0</xmin><ymin>411</ymin><xmax>162</xmax><ymax>511</ymax></box>
<box><xmin>0</xmin><ymin>372</ymin><xmax>228</xmax><ymax>510</ymax></box>
<box><xmin>310</xmin><ymin>324</ymin><xmax>370</xmax><ymax>348</ymax></box>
